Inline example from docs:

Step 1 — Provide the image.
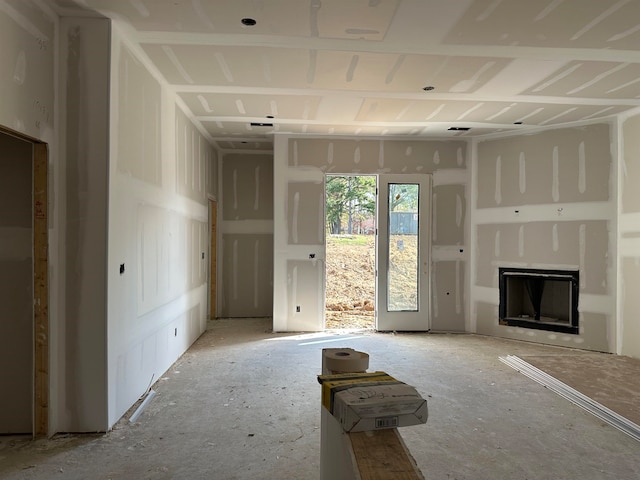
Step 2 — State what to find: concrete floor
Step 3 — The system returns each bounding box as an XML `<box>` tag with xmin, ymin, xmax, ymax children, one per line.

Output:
<box><xmin>1</xmin><ymin>318</ymin><xmax>639</xmax><ymax>479</ymax></box>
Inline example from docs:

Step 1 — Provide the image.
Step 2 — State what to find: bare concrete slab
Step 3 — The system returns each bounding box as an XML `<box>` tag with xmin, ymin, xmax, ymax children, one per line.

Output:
<box><xmin>520</xmin><ymin>354</ymin><xmax>640</xmax><ymax>427</ymax></box>
<box><xmin>1</xmin><ymin>318</ymin><xmax>639</xmax><ymax>479</ymax></box>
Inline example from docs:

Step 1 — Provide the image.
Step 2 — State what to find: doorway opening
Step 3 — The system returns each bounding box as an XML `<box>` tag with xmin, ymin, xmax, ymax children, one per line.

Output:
<box><xmin>324</xmin><ymin>175</ymin><xmax>376</xmax><ymax>330</ymax></box>
<box><xmin>0</xmin><ymin>127</ymin><xmax>48</xmax><ymax>437</ymax></box>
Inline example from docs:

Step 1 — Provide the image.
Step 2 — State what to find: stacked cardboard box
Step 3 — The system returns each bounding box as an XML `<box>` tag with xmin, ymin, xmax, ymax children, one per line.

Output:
<box><xmin>318</xmin><ymin>371</ymin><xmax>428</xmax><ymax>432</ymax></box>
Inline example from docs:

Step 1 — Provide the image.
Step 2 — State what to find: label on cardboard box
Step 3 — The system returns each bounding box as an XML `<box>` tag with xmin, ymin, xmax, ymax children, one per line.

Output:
<box><xmin>318</xmin><ymin>371</ymin><xmax>428</xmax><ymax>432</ymax></box>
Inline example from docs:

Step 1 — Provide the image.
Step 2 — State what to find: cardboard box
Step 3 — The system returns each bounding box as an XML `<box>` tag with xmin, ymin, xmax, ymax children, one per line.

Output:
<box><xmin>318</xmin><ymin>371</ymin><xmax>428</xmax><ymax>432</ymax></box>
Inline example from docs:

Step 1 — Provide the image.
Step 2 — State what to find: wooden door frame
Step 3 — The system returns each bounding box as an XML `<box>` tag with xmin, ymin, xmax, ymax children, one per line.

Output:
<box><xmin>209</xmin><ymin>198</ymin><xmax>217</xmax><ymax>320</ymax></box>
<box><xmin>1</xmin><ymin>126</ymin><xmax>49</xmax><ymax>437</ymax></box>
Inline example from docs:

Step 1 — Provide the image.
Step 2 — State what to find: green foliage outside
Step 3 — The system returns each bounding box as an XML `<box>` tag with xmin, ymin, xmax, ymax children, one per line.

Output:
<box><xmin>325</xmin><ymin>175</ymin><xmax>376</xmax><ymax>235</ymax></box>
<box><xmin>389</xmin><ymin>183</ymin><xmax>419</xmax><ymax>212</ymax></box>
<box><xmin>325</xmin><ymin>177</ymin><xmax>419</xmax><ymax>235</ymax></box>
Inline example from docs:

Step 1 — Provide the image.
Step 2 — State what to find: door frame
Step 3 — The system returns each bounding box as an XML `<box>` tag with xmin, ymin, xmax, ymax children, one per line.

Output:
<box><xmin>376</xmin><ymin>174</ymin><xmax>431</xmax><ymax>331</ymax></box>
<box><xmin>208</xmin><ymin>198</ymin><xmax>218</xmax><ymax>319</ymax></box>
<box><xmin>323</xmin><ymin>174</ymin><xmax>377</xmax><ymax>330</ymax></box>
<box><xmin>0</xmin><ymin>125</ymin><xmax>49</xmax><ymax>437</ymax></box>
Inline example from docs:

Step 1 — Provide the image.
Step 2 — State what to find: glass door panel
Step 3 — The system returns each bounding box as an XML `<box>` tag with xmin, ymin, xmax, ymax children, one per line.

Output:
<box><xmin>376</xmin><ymin>175</ymin><xmax>430</xmax><ymax>331</ymax></box>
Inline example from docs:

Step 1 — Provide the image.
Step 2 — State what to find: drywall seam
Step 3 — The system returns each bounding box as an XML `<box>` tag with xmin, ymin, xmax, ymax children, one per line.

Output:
<box><xmin>254</xmin><ymin>239</ymin><xmax>259</xmax><ymax>308</ymax></box>
<box><xmin>552</xmin><ymin>146</ymin><xmax>560</xmax><ymax>202</ymax></box>
<box><xmin>232</xmin><ymin>239</ymin><xmax>238</xmax><ymax>300</ymax></box>
<box><xmin>474</xmin><ymin>202</ymin><xmax>612</xmax><ymax>224</ymax></box>
<box><xmin>579</xmin><ymin>293</ymin><xmax>616</xmax><ymax>314</ymax></box>
<box><xmin>432</xmin><ymin>168</ymin><xmax>467</xmax><ymax>186</ymax></box>
<box><xmin>292</xmin><ymin>191</ymin><xmax>300</xmax><ymax>244</ymax></box>
<box><xmin>519</xmin><ymin>152</ymin><xmax>526</xmax><ymax>194</ymax></box>
<box><xmin>619</xmin><ymin>212</ymin><xmax>640</xmax><ymax>231</ymax></box>
<box><xmin>110</xmin><ymin>24</ymin><xmax>215</xmax><ymax>147</ymax></box>
<box><xmin>431</xmin><ymin>245</ymin><xmax>466</xmax><ymax>262</ymax></box>
<box><xmin>469</xmin><ymin>137</ymin><xmax>479</xmax><ymax>332</ymax></box>
<box><xmin>619</xmin><ymin>237</ymin><xmax>640</xmax><ymax>255</ymax></box>
<box><xmin>578</xmin><ymin>141</ymin><xmax>586</xmax><ymax>194</ymax></box>
<box><xmin>472</xmin><ymin>285</ymin><xmax>499</xmax><ymax>304</ymax></box>
<box><xmin>456</xmin><ymin>259</ymin><xmax>462</xmax><ymax>315</ymax></box>
<box><xmin>432</xmin><ymin>193</ymin><xmax>438</xmax><ymax>242</ymax></box>
<box><xmin>524</xmin><ymin>262</ymin><xmax>580</xmax><ymax>271</ymax></box>
<box><xmin>494</xmin><ymin>155</ymin><xmax>501</xmax><ymax>204</ymax></box>
<box><xmin>219</xmin><ymin>220</ymin><xmax>274</xmax><ymax>234</ymax></box>
<box><xmin>432</xmin><ymin>262</ymin><xmax>439</xmax><ymax>319</ymax></box>
<box><xmin>254</xmin><ymin>165</ymin><xmax>260</xmax><ymax>211</ymax></box>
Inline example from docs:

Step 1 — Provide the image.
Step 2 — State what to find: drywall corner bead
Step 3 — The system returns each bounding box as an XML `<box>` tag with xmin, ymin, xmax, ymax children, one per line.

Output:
<box><xmin>494</xmin><ymin>155</ymin><xmax>502</xmax><ymax>205</ymax></box>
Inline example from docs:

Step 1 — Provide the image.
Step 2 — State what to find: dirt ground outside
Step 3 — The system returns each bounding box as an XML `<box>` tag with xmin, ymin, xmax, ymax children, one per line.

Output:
<box><xmin>324</xmin><ymin>234</ymin><xmax>418</xmax><ymax>330</ymax></box>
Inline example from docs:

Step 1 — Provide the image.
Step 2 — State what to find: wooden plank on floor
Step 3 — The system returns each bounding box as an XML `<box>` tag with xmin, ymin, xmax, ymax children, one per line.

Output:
<box><xmin>349</xmin><ymin>428</ymin><xmax>425</xmax><ymax>480</ymax></box>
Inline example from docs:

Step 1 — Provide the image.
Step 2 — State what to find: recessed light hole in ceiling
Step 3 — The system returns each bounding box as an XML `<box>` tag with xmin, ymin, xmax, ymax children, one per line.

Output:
<box><xmin>423</xmin><ymin>86</ymin><xmax>435</xmax><ymax>91</ymax></box>
<box><xmin>241</xmin><ymin>18</ymin><xmax>257</xmax><ymax>26</ymax></box>
<box><xmin>448</xmin><ymin>127</ymin><xmax>471</xmax><ymax>131</ymax></box>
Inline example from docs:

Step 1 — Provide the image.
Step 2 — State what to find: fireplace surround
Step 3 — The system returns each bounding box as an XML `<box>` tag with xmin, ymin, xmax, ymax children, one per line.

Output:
<box><xmin>499</xmin><ymin>268</ymin><xmax>579</xmax><ymax>334</ymax></box>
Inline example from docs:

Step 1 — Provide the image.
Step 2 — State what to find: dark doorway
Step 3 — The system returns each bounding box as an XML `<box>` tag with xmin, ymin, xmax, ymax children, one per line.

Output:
<box><xmin>0</xmin><ymin>127</ymin><xmax>49</xmax><ymax>437</ymax></box>
<box><xmin>0</xmin><ymin>131</ymin><xmax>33</xmax><ymax>434</ymax></box>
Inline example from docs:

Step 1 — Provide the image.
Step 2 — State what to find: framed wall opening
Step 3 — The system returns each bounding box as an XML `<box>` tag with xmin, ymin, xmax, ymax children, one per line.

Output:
<box><xmin>0</xmin><ymin>126</ymin><xmax>49</xmax><ymax>437</ymax></box>
<box><xmin>499</xmin><ymin>268</ymin><xmax>579</xmax><ymax>335</ymax></box>
<box><xmin>324</xmin><ymin>175</ymin><xmax>376</xmax><ymax>330</ymax></box>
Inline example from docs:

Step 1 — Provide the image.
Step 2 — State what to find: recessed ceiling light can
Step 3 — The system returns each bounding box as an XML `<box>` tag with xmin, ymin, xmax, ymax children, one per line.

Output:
<box><xmin>422</xmin><ymin>86</ymin><xmax>435</xmax><ymax>91</ymax></box>
<box><xmin>241</xmin><ymin>17</ymin><xmax>257</xmax><ymax>26</ymax></box>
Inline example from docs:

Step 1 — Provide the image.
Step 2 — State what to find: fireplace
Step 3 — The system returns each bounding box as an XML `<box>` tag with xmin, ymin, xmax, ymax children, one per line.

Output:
<box><xmin>499</xmin><ymin>268</ymin><xmax>579</xmax><ymax>334</ymax></box>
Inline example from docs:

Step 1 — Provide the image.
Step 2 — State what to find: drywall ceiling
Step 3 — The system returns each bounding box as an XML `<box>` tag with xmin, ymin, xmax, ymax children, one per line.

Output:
<box><xmin>55</xmin><ymin>0</ymin><xmax>640</xmax><ymax>150</ymax></box>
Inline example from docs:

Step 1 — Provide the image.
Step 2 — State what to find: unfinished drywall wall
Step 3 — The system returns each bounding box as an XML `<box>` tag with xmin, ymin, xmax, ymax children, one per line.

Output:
<box><xmin>0</xmin><ymin>0</ymin><xmax>55</xmax><ymax>141</ymax></box>
<box><xmin>620</xmin><ymin>113</ymin><xmax>640</xmax><ymax>359</ymax></box>
<box><xmin>473</xmin><ymin>123</ymin><xmax>616</xmax><ymax>352</ymax></box>
<box><xmin>59</xmin><ymin>16</ymin><xmax>110</xmax><ymax>431</ymax></box>
<box><xmin>219</xmin><ymin>153</ymin><xmax>274</xmax><ymax>317</ymax></box>
<box><xmin>107</xmin><ymin>28</ymin><xmax>217</xmax><ymax>428</ymax></box>
<box><xmin>221</xmin><ymin>234</ymin><xmax>273</xmax><ymax>316</ymax></box>
<box><xmin>476</xmin><ymin>124</ymin><xmax>611</xmax><ymax>208</ymax></box>
<box><xmin>273</xmin><ymin>136</ymin><xmax>468</xmax><ymax>332</ymax></box>
<box><xmin>1</xmin><ymin>0</ymin><xmax>66</xmax><ymax>435</ymax></box>
<box><xmin>0</xmin><ymin>133</ymin><xmax>33</xmax><ymax>433</ymax></box>
<box><xmin>287</xmin><ymin>182</ymin><xmax>324</xmax><ymax>245</ymax></box>
<box><xmin>432</xmin><ymin>181</ymin><xmax>467</xmax><ymax>331</ymax></box>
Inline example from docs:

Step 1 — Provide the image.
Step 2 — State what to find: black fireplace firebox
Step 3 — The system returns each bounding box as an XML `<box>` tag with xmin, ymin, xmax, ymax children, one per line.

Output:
<box><xmin>499</xmin><ymin>268</ymin><xmax>579</xmax><ymax>334</ymax></box>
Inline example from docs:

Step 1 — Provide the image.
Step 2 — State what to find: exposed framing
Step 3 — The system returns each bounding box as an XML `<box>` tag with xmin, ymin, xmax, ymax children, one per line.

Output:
<box><xmin>33</xmin><ymin>142</ymin><xmax>49</xmax><ymax>437</ymax></box>
<box><xmin>209</xmin><ymin>199</ymin><xmax>217</xmax><ymax>319</ymax></box>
